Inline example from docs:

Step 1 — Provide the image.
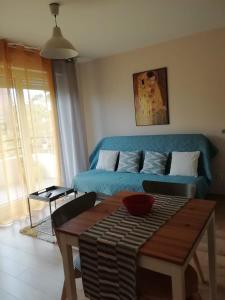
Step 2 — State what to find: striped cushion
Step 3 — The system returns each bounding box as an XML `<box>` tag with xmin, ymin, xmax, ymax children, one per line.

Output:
<box><xmin>141</xmin><ymin>151</ymin><xmax>168</xmax><ymax>175</ymax></box>
<box><xmin>117</xmin><ymin>151</ymin><xmax>140</xmax><ymax>173</ymax></box>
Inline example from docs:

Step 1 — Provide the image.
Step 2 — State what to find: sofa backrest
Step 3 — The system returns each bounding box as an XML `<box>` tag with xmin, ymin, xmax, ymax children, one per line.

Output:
<box><xmin>89</xmin><ymin>134</ymin><xmax>217</xmax><ymax>182</ymax></box>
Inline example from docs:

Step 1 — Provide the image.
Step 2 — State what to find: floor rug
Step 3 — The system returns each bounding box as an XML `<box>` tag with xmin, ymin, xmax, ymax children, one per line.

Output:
<box><xmin>19</xmin><ymin>198</ymin><xmax>102</xmax><ymax>244</ymax></box>
<box><xmin>20</xmin><ymin>217</ymin><xmax>56</xmax><ymax>243</ymax></box>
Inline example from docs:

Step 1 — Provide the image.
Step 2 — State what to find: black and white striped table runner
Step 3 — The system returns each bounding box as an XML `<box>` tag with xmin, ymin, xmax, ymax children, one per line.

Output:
<box><xmin>79</xmin><ymin>194</ymin><xmax>189</xmax><ymax>300</ymax></box>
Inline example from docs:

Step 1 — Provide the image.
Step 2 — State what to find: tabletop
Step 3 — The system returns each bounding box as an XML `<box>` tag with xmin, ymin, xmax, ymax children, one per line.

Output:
<box><xmin>56</xmin><ymin>191</ymin><xmax>216</xmax><ymax>265</ymax></box>
<box><xmin>29</xmin><ymin>186</ymin><xmax>74</xmax><ymax>202</ymax></box>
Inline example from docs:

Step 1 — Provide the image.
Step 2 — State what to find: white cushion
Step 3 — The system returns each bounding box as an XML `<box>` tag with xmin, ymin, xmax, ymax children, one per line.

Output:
<box><xmin>96</xmin><ymin>150</ymin><xmax>119</xmax><ymax>171</ymax></box>
<box><xmin>169</xmin><ymin>151</ymin><xmax>200</xmax><ymax>177</ymax></box>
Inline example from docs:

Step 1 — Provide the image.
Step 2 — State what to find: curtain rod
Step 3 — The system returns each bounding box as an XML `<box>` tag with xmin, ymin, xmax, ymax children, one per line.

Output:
<box><xmin>8</xmin><ymin>42</ymin><xmax>40</xmax><ymax>52</ymax></box>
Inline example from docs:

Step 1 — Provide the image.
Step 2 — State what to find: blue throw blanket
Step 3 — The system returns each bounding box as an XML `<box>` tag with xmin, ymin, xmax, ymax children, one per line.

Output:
<box><xmin>74</xmin><ymin>134</ymin><xmax>217</xmax><ymax>198</ymax></box>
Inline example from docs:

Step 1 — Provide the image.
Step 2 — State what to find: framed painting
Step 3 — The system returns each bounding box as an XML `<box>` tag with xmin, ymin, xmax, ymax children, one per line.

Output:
<box><xmin>133</xmin><ymin>67</ymin><xmax>169</xmax><ymax>126</ymax></box>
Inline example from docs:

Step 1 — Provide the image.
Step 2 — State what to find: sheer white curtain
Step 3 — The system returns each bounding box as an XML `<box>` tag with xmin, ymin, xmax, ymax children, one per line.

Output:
<box><xmin>0</xmin><ymin>40</ymin><xmax>61</xmax><ymax>225</ymax></box>
<box><xmin>52</xmin><ymin>59</ymin><xmax>88</xmax><ymax>187</ymax></box>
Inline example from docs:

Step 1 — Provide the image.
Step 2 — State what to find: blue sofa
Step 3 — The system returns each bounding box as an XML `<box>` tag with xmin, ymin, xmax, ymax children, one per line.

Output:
<box><xmin>74</xmin><ymin>134</ymin><xmax>217</xmax><ymax>198</ymax></box>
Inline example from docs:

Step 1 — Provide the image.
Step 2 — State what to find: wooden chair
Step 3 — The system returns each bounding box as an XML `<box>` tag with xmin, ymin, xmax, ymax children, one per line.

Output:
<box><xmin>142</xmin><ymin>180</ymin><xmax>196</xmax><ymax>199</ymax></box>
<box><xmin>52</xmin><ymin>192</ymin><xmax>97</xmax><ymax>300</ymax></box>
<box><xmin>142</xmin><ymin>180</ymin><xmax>206</xmax><ymax>284</ymax></box>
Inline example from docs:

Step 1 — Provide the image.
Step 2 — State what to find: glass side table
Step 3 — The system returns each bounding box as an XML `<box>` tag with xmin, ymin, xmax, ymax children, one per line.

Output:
<box><xmin>27</xmin><ymin>185</ymin><xmax>76</xmax><ymax>235</ymax></box>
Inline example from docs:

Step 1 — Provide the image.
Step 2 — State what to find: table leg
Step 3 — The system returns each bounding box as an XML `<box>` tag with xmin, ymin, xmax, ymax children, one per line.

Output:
<box><xmin>27</xmin><ymin>197</ymin><xmax>33</xmax><ymax>228</ymax></box>
<box><xmin>208</xmin><ymin>212</ymin><xmax>217</xmax><ymax>300</ymax></box>
<box><xmin>59</xmin><ymin>233</ymin><xmax>77</xmax><ymax>300</ymax></box>
<box><xmin>172</xmin><ymin>266</ymin><xmax>185</xmax><ymax>300</ymax></box>
<box><xmin>49</xmin><ymin>201</ymin><xmax>55</xmax><ymax>236</ymax></box>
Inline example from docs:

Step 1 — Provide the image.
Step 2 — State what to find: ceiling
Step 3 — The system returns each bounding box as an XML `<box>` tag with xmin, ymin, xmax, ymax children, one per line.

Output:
<box><xmin>1</xmin><ymin>0</ymin><xmax>225</xmax><ymax>60</ymax></box>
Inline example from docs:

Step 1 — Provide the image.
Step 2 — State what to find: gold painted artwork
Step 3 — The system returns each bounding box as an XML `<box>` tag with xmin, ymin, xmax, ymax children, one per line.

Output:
<box><xmin>133</xmin><ymin>67</ymin><xmax>169</xmax><ymax>126</ymax></box>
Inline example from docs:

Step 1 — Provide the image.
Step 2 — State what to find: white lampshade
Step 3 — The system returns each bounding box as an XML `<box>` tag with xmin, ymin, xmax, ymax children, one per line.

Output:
<box><xmin>40</xmin><ymin>26</ymin><xmax>78</xmax><ymax>59</ymax></box>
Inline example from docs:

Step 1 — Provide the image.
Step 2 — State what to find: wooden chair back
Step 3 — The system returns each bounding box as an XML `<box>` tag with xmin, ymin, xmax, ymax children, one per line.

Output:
<box><xmin>142</xmin><ymin>181</ymin><xmax>196</xmax><ymax>198</ymax></box>
<box><xmin>53</xmin><ymin>193</ymin><xmax>96</xmax><ymax>298</ymax></box>
<box><xmin>52</xmin><ymin>192</ymin><xmax>97</xmax><ymax>250</ymax></box>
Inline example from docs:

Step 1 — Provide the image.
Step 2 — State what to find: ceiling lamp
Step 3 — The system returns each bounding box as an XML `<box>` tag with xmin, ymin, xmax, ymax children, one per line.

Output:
<box><xmin>40</xmin><ymin>2</ymin><xmax>78</xmax><ymax>59</ymax></box>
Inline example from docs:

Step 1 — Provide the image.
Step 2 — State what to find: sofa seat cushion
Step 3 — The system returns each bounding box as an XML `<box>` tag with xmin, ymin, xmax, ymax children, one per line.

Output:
<box><xmin>74</xmin><ymin>170</ymin><xmax>209</xmax><ymax>198</ymax></box>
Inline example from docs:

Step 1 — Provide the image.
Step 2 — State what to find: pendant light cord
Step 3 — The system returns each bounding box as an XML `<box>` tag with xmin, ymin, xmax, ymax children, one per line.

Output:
<box><xmin>54</xmin><ymin>15</ymin><xmax>58</xmax><ymax>27</ymax></box>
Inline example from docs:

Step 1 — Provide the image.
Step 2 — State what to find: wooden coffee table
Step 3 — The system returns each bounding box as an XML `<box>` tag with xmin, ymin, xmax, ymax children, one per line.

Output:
<box><xmin>56</xmin><ymin>191</ymin><xmax>217</xmax><ymax>300</ymax></box>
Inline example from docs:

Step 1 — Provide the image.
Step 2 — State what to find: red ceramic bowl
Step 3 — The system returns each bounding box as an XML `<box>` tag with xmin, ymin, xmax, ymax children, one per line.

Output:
<box><xmin>123</xmin><ymin>194</ymin><xmax>155</xmax><ymax>216</ymax></box>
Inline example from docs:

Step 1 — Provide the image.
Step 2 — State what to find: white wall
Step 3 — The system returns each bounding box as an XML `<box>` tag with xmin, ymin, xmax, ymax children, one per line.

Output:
<box><xmin>78</xmin><ymin>28</ymin><xmax>225</xmax><ymax>194</ymax></box>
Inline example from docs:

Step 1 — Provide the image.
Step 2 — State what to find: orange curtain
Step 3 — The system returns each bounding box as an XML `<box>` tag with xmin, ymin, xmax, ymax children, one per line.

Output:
<box><xmin>0</xmin><ymin>40</ymin><xmax>61</xmax><ymax>225</ymax></box>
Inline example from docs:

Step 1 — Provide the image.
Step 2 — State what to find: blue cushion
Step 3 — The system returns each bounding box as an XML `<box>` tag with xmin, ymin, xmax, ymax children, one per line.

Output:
<box><xmin>117</xmin><ymin>151</ymin><xmax>140</xmax><ymax>173</ymax></box>
<box><xmin>141</xmin><ymin>151</ymin><xmax>168</xmax><ymax>175</ymax></box>
<box><xmin>74</xmin><ymin>169</ymin><xmax>209</xmax><ymax>198</ymax></box>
